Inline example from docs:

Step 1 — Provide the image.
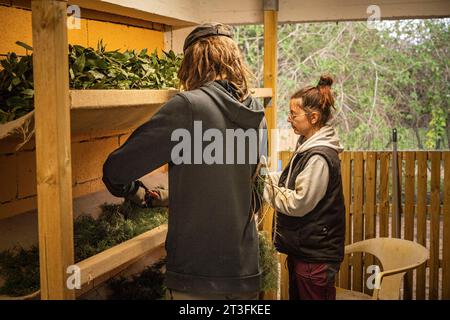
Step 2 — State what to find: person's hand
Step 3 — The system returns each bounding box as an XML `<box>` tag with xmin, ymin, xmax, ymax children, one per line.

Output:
<box><xmin>146</xmin><ymin>186</ymin><xmax>169</xmax><ymax>207</ymax></box>
<box><xmin>125</xmin><ymin>185</ymin><xmax>148</xmax><ymax>207</ymax></box>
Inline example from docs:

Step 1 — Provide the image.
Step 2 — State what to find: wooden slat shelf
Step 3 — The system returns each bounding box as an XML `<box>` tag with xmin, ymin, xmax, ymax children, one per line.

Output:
<box><xmin>69</xmin><ymin>89</ymin><xmax>178</xmax><ymax>137</ymax></box>
<box><xmin>77</xmin><ymin>224</ymin><xmax>167</xmax><ymax>294</ymax></box>
<box><xmin>1</xmin><ymin>87</ymin><xmax>274</xmax><ymax>141</ymax></box>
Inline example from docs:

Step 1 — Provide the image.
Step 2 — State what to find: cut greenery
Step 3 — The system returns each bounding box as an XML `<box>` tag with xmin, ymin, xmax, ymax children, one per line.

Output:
<box><xmin>0</xmin><ymin>201</ymin><xmax>168</xmax><ymax>297</ymax></box>
<box><xmin>0</xmin><ymin>41</ymin><xmax>182</xmax><ymax>124</ymax></box>
<box><xmin>258</xmin><ymin>231</ymin><xmax>278</xmax><ymax>291</ymax></box>
<box><xmin>107</xmin><ymin>258</ymin><xmax>166</xmax><ymax>300</ymax></box>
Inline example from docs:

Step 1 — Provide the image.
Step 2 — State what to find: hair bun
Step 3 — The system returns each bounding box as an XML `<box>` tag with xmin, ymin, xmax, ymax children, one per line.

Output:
<box><xmin>317</xmin><ymin>75</ymin><xmax>333</xmax><ymax>87</ymax></box>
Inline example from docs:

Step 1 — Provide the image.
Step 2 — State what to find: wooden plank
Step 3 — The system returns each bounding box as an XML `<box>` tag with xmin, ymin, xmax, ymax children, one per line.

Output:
<box><xmin>263</xmin><ymin>8</ymin><xmax>278</xmax><ymax>166</ymax></box>
<box><xmin>379</xmin><ymin>152</ymin><xmax>390</xmax><ymax>237</ymax></box>
<box><xmin>31</xmin><ymin>0</ymin><xmax>74</xmax><ymax>300</ymax></box>
<box><xmin>392</xmin><ymin>152</ymin><xmax>403</xmax><ymax>238</ymax></box>
<box><xmin>363</xmin><ymin>152</ymin><xmax>377</xmax><ymax>295</ymax></box>
<box><xmin>443</xmin><ymin>151</ymin><xmax>450</xmax><ymax>299</ymax></box>
<box><xmin>77</xmin><ymin>225</ymin><xmax>167</xmax><ymax>287</ymax></box>
<box><xmin>429</xmin><ymin>152</ymin><xmax>440</xmax><ymax>300</ymax></box>
<box><xmin>364</xmin><ymin>152</ymin><xmax>377</xmax><ymax>240</ymax></box>
<box><xmin>251</xmin><ymin>87</ymin><xmax>273</xmax><ymax>98</ymax></box>
<box><xmin>339</xmin><ymin>151</ymin><xmax>352</xmax><ymax>289</ymax></box>
<box><xmin>416</xmin><ymin>151</ymin><xmax>428</xmax><ymax>299</ymax></box>
<box><xmin>403</xmin><ymin>151</ymin><xmax>415</xmax><ymax>299</ymax></box>
<box><xmin>279</xmin><ymin>151</ymin><xmax>292</xmax><ymax>168</ymax></box>
<box><xmin>67</xmin><ymin>0</ymin><xmax>199</xmax><ymax>27</ymax></box>
<box><xmin>70</xmin><ymin>89</ymin><xmax>179</xmax><ymax>109</ymax></box>
<box><xmin>77</xmin><ymin>244</ymin><xmax>166</xmax><ymax>297</ymax></box>
<box><xmin>352</xmin><ymin>152</ymin><xmax>364</xmax><ymax>292</ymax></box>
<box><xmin>279</xmin><ymin>253</ymin><xmax>289</xmax><ymax>300</ymax></box>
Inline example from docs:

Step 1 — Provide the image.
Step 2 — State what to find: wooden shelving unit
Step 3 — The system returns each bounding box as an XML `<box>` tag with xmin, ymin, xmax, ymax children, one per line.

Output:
<box><xmin>0</xmin><ymin>0</ymin><xmax>276</xmax><ymax>300</ymax></box>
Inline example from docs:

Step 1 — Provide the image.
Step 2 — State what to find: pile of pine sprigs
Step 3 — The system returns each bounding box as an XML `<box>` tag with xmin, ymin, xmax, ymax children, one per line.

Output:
<box><xmin>0</xmin><ymin>41</ymin><xmax>182</xmax><ymax>124</ymax></box>
<box><xmin>0</xmin><ymin>201</ymin><xmax>168</xmax><ymax>297</ymax></box>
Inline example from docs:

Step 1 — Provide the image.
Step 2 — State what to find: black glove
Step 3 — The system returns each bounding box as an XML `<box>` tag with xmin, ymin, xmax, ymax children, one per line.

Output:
<box><xmin>125</xmin><ymin>180</ymin><xmax>152</xmax><ymax>208</ymax></box>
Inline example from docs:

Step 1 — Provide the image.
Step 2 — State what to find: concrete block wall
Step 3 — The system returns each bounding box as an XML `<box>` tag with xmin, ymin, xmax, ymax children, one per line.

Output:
<box><xmin>1</xmin><ymin>133</ymin><xmax>132</xmax><ymax>219</ymax></box>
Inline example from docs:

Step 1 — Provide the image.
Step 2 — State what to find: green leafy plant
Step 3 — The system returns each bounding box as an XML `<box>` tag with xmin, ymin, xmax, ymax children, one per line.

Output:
<box><xmin>69</xmin><ymin>41</ymin><xmax>182</xmax><ymax>90</ymax></box>
<box><xmin>0</xmin><ymin>42</ymin><xmax>34</xmax><ymax>124</ymax></box>
<box><xmin>0</xmin><ymin>41</ymin><xmax>182</xmax><ymax>123</ymax></box>
<box><xmin>236</xmin><ymin>20</ymin><xmax>450</xmax><ymax>150</ymax></box>
<box><xmin>259</xmin><ymin>231</ymin><xmax>278</xmax><ymax>291</ymax></box>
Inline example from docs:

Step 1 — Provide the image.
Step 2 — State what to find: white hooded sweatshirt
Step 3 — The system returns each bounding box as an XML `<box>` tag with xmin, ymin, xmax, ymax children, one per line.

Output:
<box><xmin>263</xmin><ymin>125</ymin><xmax>344</xmax><ymax>217</ymax></box>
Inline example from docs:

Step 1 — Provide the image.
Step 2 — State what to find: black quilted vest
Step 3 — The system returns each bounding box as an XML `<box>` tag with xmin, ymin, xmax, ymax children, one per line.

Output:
<box><xmin>274</xmin><ymin>146</ymin><xmax>345</xmax><ymax>263</ymax></box>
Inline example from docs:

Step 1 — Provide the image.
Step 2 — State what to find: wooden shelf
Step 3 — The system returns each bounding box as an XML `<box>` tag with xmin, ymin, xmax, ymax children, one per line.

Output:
<box><xmin>69</xmin><ymin>89</ymin><xmax>178</xmax><ymax>137</ymax></box>
<box><xmin>77</xmin><ymin>224</ymin><xmax>168</xmax><ymax>295</ymax></box>
<box><xmin>250</xmin><ymin>87</ymin><xmax>273</xmax><ymax>99</ymax></box>
<box><xmin>1</xmin><ymin>87</ymin><xmax>273</xmax><ymax>141</ymax></box>
<box><xmin>69</xmin><ymin>87</ymin><xmax>272</xmax><ymax>137</ymax></box>
<box><xmin>71</xmin><ymin>0</ymin><xmax>200</xmax><ymax>27</ymax></box>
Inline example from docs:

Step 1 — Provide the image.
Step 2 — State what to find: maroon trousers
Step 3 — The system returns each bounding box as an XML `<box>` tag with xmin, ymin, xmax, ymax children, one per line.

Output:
<box><xmin>287</xmin><ymin>256</ymin><xmax>340</xmax><ymax>300</ymax></box>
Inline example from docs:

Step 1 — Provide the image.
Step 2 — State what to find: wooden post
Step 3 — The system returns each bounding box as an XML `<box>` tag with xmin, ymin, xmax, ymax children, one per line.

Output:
<box><xmin>31</xmin><ymin>0</ymin><xmax>75</xmax><ymax>300</ymax></box>
<box><xmin>261</xmin><ymin>0</ymin><xmax>278</xmax><ymax>300</ymax></box>
<box><xmin>443</xmin><ymin>151</ymin><xmax>450</xmax><ymax>300</ymax></box>
<box><xmin>264</xmin><ymin>0</ymin><xmax>278</xmax><ymax>171</ymax></box>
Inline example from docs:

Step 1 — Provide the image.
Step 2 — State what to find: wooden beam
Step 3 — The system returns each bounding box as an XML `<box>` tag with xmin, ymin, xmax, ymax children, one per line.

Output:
<box><xmin>76</xmin><ymin>225</ymin><xmax>167</xmax><ymax>289</ymax></box>
<box><xmin>251</xmin><ymin>87</ymin><xmax>273</xmax><ymax>99</ymax></box>
<box><xmin>261</xmin><ymin>0</ymin><xmax>278</xmax><ymax>300</ymax></box>
<box><xmin>70</xmin><ymin>0</ymin><xmax>199</xmax><ymax>27</ymax></box>
<box><xmin>191</xmin><ymin>0</ymin><xmax>450</xmax><ymax>25</ymax></box>
<box><xmin>263</xmin><ymin>0</ymin><xmax>278</xmax><ymax>171</ymax></box>
<box><xmin>31</xmin><ymin>0</ymin><xmax>75</xmax><ymax>300</ymax></box>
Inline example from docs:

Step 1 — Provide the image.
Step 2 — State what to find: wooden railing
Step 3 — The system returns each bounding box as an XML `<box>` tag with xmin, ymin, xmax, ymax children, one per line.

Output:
<box><xmin>271</xmin><ymin>151</ymin><xmax>450</xmax><ymax>300</ymax></box>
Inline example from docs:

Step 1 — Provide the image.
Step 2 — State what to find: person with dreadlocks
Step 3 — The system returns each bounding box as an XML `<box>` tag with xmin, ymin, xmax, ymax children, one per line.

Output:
<box><xmin>264</xmin><ymin>75</ymin><xmax>345</xmax><ymax>300</ymax></box>
<box><xmin>102</xmin><ymin>23</ymin><xmax>267</xmax><ymax>300</ymax></box>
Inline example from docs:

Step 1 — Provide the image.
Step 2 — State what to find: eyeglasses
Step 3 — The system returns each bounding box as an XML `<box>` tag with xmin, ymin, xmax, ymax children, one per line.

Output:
<box><xmin>288</xmin><ymin>111</ymin><xmax>307</xmax><ymax>120</ymax></box>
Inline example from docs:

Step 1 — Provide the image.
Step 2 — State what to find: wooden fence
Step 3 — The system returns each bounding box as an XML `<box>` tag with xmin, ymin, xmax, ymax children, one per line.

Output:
<box><xmin>270</xmin><ymin>151</ymin><xmax>450</xmax><ymax>300</ymax></box>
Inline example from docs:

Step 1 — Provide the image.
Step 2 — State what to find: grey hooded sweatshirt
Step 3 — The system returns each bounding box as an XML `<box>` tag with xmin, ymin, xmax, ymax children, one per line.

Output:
<box><xmin>103</xmin><ymin>81</ymin><xmax>266</xmax><ymax>294</ymax></box>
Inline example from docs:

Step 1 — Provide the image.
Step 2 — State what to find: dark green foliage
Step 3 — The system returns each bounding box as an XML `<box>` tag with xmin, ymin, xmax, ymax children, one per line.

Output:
<box><xmin>0</xmin><ymin>42</ymin><xmax>34</xmax><ymax>123</ymax></box>
<box><xmin>74</xmin><ymin>201</ymin><xmax>168</xmax><ymax>261</ymax></box>
<box><xmin>235</xmin><ymin>20</ymin><xmax>450</xmax><ymax>150</ymax></box>
<box><xmin>69</xmin><ymin>41</ymin><xmax>182</xmax><ymax>90</ymax></box>
<box><xmin>0</xmin><ymin>246</ymin><xmax>40</xmax><ymax>296</ymax></box>
<box><xmin>0</xmin><ymin>41</ymin><xmax>182</xmax><ymax>123</ymax></box>
<box><xmin>0</xmin><ymin>201</ymin><xmax>167</xmax><ymax>297</ymax></box>
<box><xmin>258</xmin><ymin>231</ymin><xmax>278</xmax><ymax>291</ymax></box>
<box><xmin>107</xmin><ymin>259</ymin><xmax>166</xmax><ymax>300</ymax></box>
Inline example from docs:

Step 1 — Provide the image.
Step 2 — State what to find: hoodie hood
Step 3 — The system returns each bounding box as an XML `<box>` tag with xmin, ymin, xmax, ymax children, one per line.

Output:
<box><xmin>295</xmin><ymin>125</ymin><xmax>344</xmax><ymax>154</ymax></box>
<box><xmin>200</xmin><ymin>81</ymin><xmax>265</xmax><ymax>129</ymax></box>
<box><xmin>284</xmin><ymin>125</ymin><xmax>343</xmax><ymax>184</ymax></box>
